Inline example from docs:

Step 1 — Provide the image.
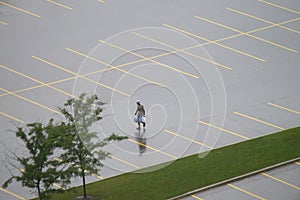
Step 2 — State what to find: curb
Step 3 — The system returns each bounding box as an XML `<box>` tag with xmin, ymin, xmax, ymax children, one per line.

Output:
<box><xmin>168</xmin><ymin>157</ymin><xmax>300</xmax><ymax>200</ymax></box>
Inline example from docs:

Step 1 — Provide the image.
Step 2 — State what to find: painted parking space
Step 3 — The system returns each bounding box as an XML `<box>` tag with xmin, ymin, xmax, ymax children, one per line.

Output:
<box><xmin>181</xmin><ymin>162</ymin><xmax>300</xmax><ymax>200</ymax></box>
<box><xmin>1</xmin><ymin>0</ymin><xmax>300</xmax><ymax>199</ymax></box>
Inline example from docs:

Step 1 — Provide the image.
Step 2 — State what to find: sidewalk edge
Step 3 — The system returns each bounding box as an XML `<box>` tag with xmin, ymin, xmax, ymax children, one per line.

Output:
<box><xmin>168</xmin><ymin>157</ymin><xmax>300</xmax><ymax>200</ymax></box>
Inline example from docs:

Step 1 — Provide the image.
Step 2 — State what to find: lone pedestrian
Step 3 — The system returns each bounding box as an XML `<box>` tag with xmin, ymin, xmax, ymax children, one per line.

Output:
<box><xmin>135</xmin><ymin>100</ymin><xmax>146</xmax><ymax>130</ymax></box>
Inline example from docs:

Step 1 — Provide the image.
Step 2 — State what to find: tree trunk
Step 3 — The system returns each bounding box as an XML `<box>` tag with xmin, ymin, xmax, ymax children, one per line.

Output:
<box><xmin>37</xmin><ymin>182</ymin><xmax>42</xmax><ymax>200</ymax></box>
<box><xmin>82</xmin><ymin>167</ymin><xmax>87</xmax><ymax>198</ymax></box>
<box><xmin>79</xmin><ymin>143</ymin><xmax>87</xmax><ymax>198</ymax></box>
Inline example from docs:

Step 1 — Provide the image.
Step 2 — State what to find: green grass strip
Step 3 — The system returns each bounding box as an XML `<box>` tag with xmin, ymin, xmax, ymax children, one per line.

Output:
<box><xmin>48</xmin><ymin>127</ymin><xmax>300</xmax><ymax>200</ymax></box>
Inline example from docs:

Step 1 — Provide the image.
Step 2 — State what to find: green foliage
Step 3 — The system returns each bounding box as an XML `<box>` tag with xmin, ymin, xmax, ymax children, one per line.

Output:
<box><xmin>3</xmin><ymin>93</ymin><xmax>127</xmax><ymax>199</ymax></box>
<box><xmin>57</xmin><ymin>93</ymin><xmax>128</xmax><ymax>197</ymax></box>
<box><xmin>3</xmin><ymin>120</ymin><xmax>73</xmax><ymax>200</ymax></box>
<box><xmin>48</xmin><ymin>127</ymin><xmax>300</xmax><ymax>200</ymax></box>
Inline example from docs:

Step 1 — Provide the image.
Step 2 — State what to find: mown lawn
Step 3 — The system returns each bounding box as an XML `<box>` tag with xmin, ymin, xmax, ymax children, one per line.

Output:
<box><xmin>47</xmin><ymin>127</ymin><xmax>300</xmax><ymax>200</ymax></box>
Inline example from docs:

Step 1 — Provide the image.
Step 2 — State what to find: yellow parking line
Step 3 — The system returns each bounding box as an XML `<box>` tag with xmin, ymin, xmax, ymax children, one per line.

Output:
<box><xmin>14</xmin><ymin>50</ymin><xmax>179</xmax><ymax>98</ymax></box>
<box><xmin>228</xmin><ymin>184</ymin><xmax>266</xmax><ymax>200</ymax></box>
<box><xmin>32</xmin><ymin>56</ymin><xmax>77</xmax><ymax>75</ymax></box>
<box><xmin>65</xmin><ymin>48</ymin><xmax>166</xmax><ymax>88</ymax></box>
<box><xmin>99</xmin><ymin>40</ymin><xmax>200</xmax><ymax>79</ymax></box>
<box><xmin>128</xmin><ymin>139</ymin><xmax>177</xmax><ymax>159</ymax></box>
<box><xmin>5</xmin><ymin>52</ymin><xmax>167</xmax><ymax>98</ymax></box>
<box><xmin>0</xmin><ymin>87</ymin><xmax>60</xmax><ymax>114</ymax></box>
<box><xmin>151</xmin><ymin>17</ymin><xmax>297</xmax><ymax>64</ymax></box>
<box><xmin>164</xmin><ymin>23</ymin><xmax>265</xmax><ymax>61</ymax></box>
<box><xmin>4</xmin><ymin>54</ymin><xmax>142</xmax><ymax>98</ymax></box>
<box><xmin>0</xmin><ymin>76</ymin><xmax>75</xmax><ymax>97</ymax></box>
<box><xmin>295</xmin><ymin>162</ymin><xmax>300</xmax><ymax>166</ymax></box>
<box><xmin>53</xmin><ymin>183</ymin><xmax>66</xmax><ymax>190</ymax></box>
<box><xmin>6</xmin><ymin>43</ymin><xmax>210</xmax><ymax>98</ymax></box>
<box><xmin>9</xmin><ymin>20</ymin><xmax>285</xmax><ymax>98</ymax></box>
<box><xmin>0</xmin><ymin>14</ymin><xmax>278</xmax><ymax>102</ymax></box>
<box><xmin>257</xmin><ymin>0</ymin><xmax>300</xmax><ymax>15</ymax></box>
<box><xmin>234</xmin><ymin>112</ymin><xmax>285</xmax><ymax>130</ymax></box>
<box><xmin>195</xmin><ymin>16</ymin><xmax>298</xmax><ymax>53</ymax></box>
<box><xmin>192</xmin><ymin>195</ymin><xmax>203</xmax><ymax>200</ymax></box>
<box><xmin>33</xmin><ymin>55</ymin><xmax>130</xmax><ymax>97</ymax></box>
<box><xmin>148</xmin><ymin>19</ymin><xmax>299</xmax><ymax>62</ymax></box>
<box><xmin>164</xmin><ymin>129</ymin><xmax>213</xmax><ymax>149</ymax></box>
<box><xmin>94</xmin><ymin>174</ymin><xmax>103</xmax><ymax>179</ymax></box>
<box><xmin>1</xmin><ymin>11</ymin><xmax>290</xmax><ymax>99</ymax></box>
<box><xmin>0</xmin><ymin>1</ymin><xmax>40</xmax><ymax>18</ymax></box>
<box><xmin>132</xmin><ymin>32</ymin><xmax>233</xmax><ymax>70</ymax></box>
<box><xmin>3</xmin><ymin>14</ymin><xmax>299</xmax><ymax>101</ymax></box>
<box><xmin>268</xmin><ymin>102</ymin><xmax>300</xmax><ymax>115</ymax></box>
<box><xmin>54</xmin><ymin>157</ymin><xmax>103</xmax><ymax>179</ymax></box>
<box><xmin>98</xmin><ymin>0</ymin><xmax>105</xmax><ymax>3</ymax></box>
<box><xmin>212</xmin><ymin>24</ymin><xmax>277</xmax><ymax>44</ymax></box>
<box><xmin>275</xmin><ymin>23</ymin><xmax>300</xmax><ymax>34</ymax></box>
<box><xmin>276</xmin><ymin>17</ymin><xmax>300</xmax><ymax>26</ymax></box>
<box><xmin>0</xmin><ymin>64</ymin><xmax>76</xmax><ymax>99</ymax></box>
<box><xmin>0</xmin><ymin>187</ymin><xmax>26</xmax><ymax>200</ymax></box>
<box><xmin>227</xmin><ymin>7</ymin><xmax>272</xmax><ymax>24</ymax></box>
<box><xmin>198</xmin><ymin>120</ymin><xmax>249</xmax><ymax>140</ymax></box>
<box><xmin>164</xmin><ymin>24</ymin><xmax>208</xmax><ymax>41</ymax></box>
<box><xmin>107</xmin><ymin>41</ymin><xmax>235</xmax><ymax>71</ymax></box>
<box><xmin>20</xmin><ymin>167</ymin><xmax>65</xmax><ymax>190</ymax></box>
<box><xmin>0</xmin><ymin>111</ymin><xmax>24</xmax><ymax>123</ymax></box>
<box><xmin>9</xmin><ymin>15</ymin><xmax>300</xmax><ymax>98</ymax></box>
<box><xmin>250</xmin><ymin>33</ymin><xmax>297</xmax><ymax>52</ymax></box>
<box><xmin>110</xmin><ymin>155</ymin><xmax>140</xmax><ymax>169</ymax></box>
<box><xmin>262</xmin><ymin>173</ymin><xmax>300</xmax><ymax>190</ymax></box>
<box><xmin>165</xmin><ymin>26</ymin><xmax>261</xmax><ymax>61</ymax></box>
<box><xmin>227</xmin><ymin>7</ymin><xmax>300</xmax><ymax>35</ymax></box>
<box><xmin>110</xmin><ymin>45</ymin><xmax>210</xmax><ymax>71</ymax></box>
<box><xmin>0</xmin><ymin>20</ymin><xmax>8</xmax><ymax>25</ymax></box>
<box><xmin>47</xmin><ymin>0</ymin><xmax>72</xmax><ymax>10</ymax></box>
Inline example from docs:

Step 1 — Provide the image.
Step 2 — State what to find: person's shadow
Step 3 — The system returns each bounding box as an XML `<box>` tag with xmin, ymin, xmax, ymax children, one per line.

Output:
<box><xmin>135</xmin><ymin>128</ymin><xmax>147</xmax><ymax>156</ymax></box>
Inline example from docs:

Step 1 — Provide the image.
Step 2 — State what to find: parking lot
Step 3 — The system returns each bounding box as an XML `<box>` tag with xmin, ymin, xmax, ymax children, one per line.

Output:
<box><xmin>180</xmin><ymin>162</ymin><xmax>300</xmax><ymax>200</ymax></box>
<box><xmin>1</xmin><ymin>0</ymin><xmax>300</xmax><ymax>199</ymax></box>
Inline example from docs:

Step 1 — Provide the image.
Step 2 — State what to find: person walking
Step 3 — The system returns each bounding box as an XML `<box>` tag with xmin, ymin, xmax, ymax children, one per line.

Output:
<box><xmin>135</xmin><ymin>100</ymin><xmax>146</xmax><ymax>130</ymax></box>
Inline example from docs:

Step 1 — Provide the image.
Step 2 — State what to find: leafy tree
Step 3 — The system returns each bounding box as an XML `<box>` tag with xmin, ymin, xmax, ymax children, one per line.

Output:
<box><xmin>58</xmin><ymin>93</ymin><xmax>127</xmax><ymax>198</ymax></box>
<box><xmin>2</xmin><ymin>93</ymin><xmax>127</xmax><ymax>199</ymax></box>
<box><xmin>2</xmin><ymin>120</ymin><xmax>72</xmax><ymax>200</ymax></box>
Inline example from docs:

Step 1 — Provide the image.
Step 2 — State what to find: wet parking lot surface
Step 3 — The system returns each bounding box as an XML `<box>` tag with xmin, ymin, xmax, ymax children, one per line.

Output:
<box><xmin>180</xmin><ymin>162</ymin><xmax>300</xmax><ymax>200</ymax></box>
<box><xmin>1</xmin><ymin>0</ymin><xmax>300</xmax><ymax>199</ymax></box>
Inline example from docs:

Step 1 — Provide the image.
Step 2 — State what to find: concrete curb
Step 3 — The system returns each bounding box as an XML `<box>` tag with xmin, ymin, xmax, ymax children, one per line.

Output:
<box><xmin>168</xmin><ymin>157</ymin><xmax>300</xmax><ymax>200</ymax></box>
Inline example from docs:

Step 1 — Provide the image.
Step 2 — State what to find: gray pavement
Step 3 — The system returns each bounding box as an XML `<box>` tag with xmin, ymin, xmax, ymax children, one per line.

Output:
<box><xmin>180</xmin><ymin>162</ymin><xmax>300</xmax><ymax>200</ymax></box>
<box><xmin>1</xmin><ymin>0</ymin><xmax>300</xmax><ymax>199</ymax></box>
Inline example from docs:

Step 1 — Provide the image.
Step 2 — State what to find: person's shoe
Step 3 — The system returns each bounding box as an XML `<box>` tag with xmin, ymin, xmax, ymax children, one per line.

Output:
<box><xmin>136</xmin><ymin>127</ymin><xmax>140</xmax><ymax>130</ymax></box>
